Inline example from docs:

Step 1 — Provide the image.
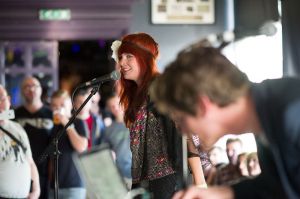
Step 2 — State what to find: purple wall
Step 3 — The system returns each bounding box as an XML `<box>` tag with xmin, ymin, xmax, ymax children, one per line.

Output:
<box><xmin>0</xmin><ymin>0</ymin><xmax>135</xmax><ymax>40</ymax></box>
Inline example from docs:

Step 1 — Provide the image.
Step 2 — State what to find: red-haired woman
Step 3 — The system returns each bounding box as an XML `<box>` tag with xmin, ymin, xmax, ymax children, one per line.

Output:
<box><xmin>111</xmin><ymin>33</ymin><xmax>206</xmax><ymax>198</ymax></box>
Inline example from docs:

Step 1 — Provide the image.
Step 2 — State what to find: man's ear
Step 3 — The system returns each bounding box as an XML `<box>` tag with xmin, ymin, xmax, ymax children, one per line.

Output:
<box><xmin>197</xmin><ymin>95</ymin><xmax>213</xmax><ymax>116</ymax></box>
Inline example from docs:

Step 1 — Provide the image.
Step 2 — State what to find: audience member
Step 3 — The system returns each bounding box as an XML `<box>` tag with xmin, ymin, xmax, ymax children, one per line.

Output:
<box><xmin>90</xmin><ymin>91</ymin><xmax>101</xmax><ymax>117</ymax></box>
<box><xmin>0</xmin><ymin>84</ymin><xmax>40</xmax><ymax>199</ymax></box>
<box><xmin>247</xmin><ymin>152</ymin><xmax>261</xmax><ymax>177</ymax></box>
<box><xmin>208</xmin><ymin>146</ymin><xmax>227</xmax><ymax>167</ymax></box>
<box><xmin>49</xmin><ymin>90</ymin><xmax>88</xmax><ymax>199</ymax></box>
<box><xmin>15</xmin><ymin>76</ymin><xmax>53</xmax><ymax>199</ymax></box>
<box><xmin>206</xmin><ymin>146</ymin><xmax>227</xmax><ymax>185</ymax></box>
<box><xmin>215</xmin><ymin>138</ymin><xmax>243</xmax><ymax>185</ymax></box>
<box><xmin>150</xmin><ymin>44</ymin><xmax>298</xmax><ymax>198</ymax></box>
<box><xmin>90</xmin><ymin>91</ymin><xmax>113</xmax><ymax>127</ymax></box>
<box><xmin>237</xmin><ymin>152</ymin><xmax>249</xmax><ymax>177</ymax></box>
<box><xmin>73</xmin><ymin>89</ymin><xmax>105</xmax><ymax>150</ymax></box>
<box><xmin>102</xmin><ymin>93</ymin><xmax>132</xmax><ymax>188</ymax></box>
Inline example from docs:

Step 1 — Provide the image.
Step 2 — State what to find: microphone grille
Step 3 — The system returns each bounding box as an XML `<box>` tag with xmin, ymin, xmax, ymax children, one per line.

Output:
<box><xmin>111</xmin><ymin>70</ymin><xmax>121</xmax><ymax>81</ymax></box>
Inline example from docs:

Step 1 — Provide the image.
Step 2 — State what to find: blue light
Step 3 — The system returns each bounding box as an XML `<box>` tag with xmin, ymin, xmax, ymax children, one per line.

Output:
<box><xmin>71</xmin><ymin>43</ymin><xmax>80</xmax><ymax>53</ymax></box>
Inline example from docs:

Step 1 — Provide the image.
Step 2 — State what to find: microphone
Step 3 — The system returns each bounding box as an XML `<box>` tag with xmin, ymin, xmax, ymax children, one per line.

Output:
<box><xmin>78</xmin><ymin>70</ymin><xmax>121</xmax><ymax>88</ymax></box>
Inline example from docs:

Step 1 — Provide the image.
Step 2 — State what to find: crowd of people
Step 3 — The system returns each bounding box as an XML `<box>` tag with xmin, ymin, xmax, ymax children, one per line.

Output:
<box><xmin>206</xmin><ymin>138</ymin><xmax>261</xmax><ymax>186</ymax></box>
<box><xmin>1</xmin><ymin>31</ymin><xmax>299</xmax><ymax>199</ymax></box>
<box><xmin>0</xmin><ymin>75</ymin><xmax>132</xmax><ymax>199</ymax></box>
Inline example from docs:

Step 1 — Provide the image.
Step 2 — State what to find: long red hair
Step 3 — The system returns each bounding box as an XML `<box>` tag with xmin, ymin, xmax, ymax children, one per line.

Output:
<box><xmin>117</xmin><ymin>33</ymin><xmax>159</xmax><ymax>127</ymax></box>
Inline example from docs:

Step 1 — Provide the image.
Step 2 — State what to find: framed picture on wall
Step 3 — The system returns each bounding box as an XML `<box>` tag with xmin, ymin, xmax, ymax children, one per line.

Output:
<box><xmin>151</xmin><ymin>0</ymin><xmax>215</xmax><ymax>24</ymax></box>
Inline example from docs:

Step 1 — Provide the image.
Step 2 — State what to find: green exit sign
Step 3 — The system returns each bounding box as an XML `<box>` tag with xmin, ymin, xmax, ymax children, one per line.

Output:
<box><xmin>39</xmin><ymin>9</ymin><xmax>71</xmax><ymax>21</ymax></box>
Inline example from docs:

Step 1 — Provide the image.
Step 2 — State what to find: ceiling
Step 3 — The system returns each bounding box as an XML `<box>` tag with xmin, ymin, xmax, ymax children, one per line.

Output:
<box><xmin>0</xmin><ymin>0</ymin><xmax>137</xmax><ymax>40</ymax></box>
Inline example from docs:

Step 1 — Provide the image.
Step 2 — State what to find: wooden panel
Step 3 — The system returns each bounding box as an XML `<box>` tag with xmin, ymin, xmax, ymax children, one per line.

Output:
<box><xmin>0</xmin><ymin>29</ymin><xmax>126</xmax><ymax>40</ymax></box>
<box><xmin>0</xmin><ymin>19</ymin><xmax>130</xmax><ymax>32</ymax></box>
<box><xmin>0</xmin><ymin>7</ymin><xmax>132</xmax><ymax>19</ymax></box>
<box><xmin>0</xmin><ymin>0</ymin><xmax>136</xmax><ymax>7</ymax></box>
<box><xmin>0</xmin><ymin>0</ymin><xmax>136</xmax><ymax>40</ymax></box>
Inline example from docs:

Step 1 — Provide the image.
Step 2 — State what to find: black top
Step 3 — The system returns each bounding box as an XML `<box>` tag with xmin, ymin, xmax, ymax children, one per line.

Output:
<box><xmin>50</xmin><ymin>118</ymin><xmax>87</xmax><ymax>188</ymax></box>
<box><xmin>232</xmin><ymin>78</ymin><xmax>300</xmax><ymax>199</ymax></box>
<box><xmin>15</xmin><ymin>105</ymin><xmax>53</xmax><ymax>177</ymax></box>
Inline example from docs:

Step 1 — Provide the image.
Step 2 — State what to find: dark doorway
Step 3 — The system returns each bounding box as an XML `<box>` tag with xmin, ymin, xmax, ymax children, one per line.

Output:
<box><xmin>59</xmin><ymin>39</ymin><xmax>116</xmax><ymax>107</ymax></box>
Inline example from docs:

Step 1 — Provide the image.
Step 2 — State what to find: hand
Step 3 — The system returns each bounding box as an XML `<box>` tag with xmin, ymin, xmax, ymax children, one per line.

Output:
<box><xmin>172</xmin><ymin>186</ymin><xmax>234</xmax><ymax>199</ymax></box>
<box><xmin>27</xmin><ymin>190</ymin><xmax>40</xmax><ymax>199</ymax></box>
<box><xmin>53</xmin><ymin>112</ymin><xmax>69</xmax><ymax>126</ymax></box>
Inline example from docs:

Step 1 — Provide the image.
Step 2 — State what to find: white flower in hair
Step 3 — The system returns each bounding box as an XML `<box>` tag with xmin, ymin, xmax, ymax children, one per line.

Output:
<box><xmin>111</xmin><ymin>40</ymin><xmax>122</xmax><ymax>63</ymax></box>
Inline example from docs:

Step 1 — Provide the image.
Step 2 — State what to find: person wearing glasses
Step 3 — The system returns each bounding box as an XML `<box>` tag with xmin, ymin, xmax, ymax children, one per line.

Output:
<box><xmin>15</xmin><ymin>76</ymin><xmax>53</xmax><ymax>199</ymax></box>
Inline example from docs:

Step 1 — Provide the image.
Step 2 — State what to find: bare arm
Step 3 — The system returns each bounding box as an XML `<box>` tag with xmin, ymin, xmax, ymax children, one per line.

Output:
<box><xmin>188</xmin><ymin>157</ymin><xmax>207</xmax><ymax>187</ymax></box>
<box><xmin>66</xmin><ymin>126</ymin><xmax>88</xmax><ymax>153</ymax></box>
<box><xmin>187</xmin><ymin>136</ymin><xmax>207</xmax><ymax>187</ymax></box>
<box><xmin>59</xmin><ymin>114</ymin><xmax>88</xmax><ymax>153</ymax></box>
<box><xmin>27</xmin><ymin>157</ymin><xmax>40</xmax><ymax>199</ymax></box>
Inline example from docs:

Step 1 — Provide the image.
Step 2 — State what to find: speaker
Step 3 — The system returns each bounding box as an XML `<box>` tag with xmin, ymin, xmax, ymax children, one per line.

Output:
<box><xmin>234</xmin><ymin>0</ymin><xmax>280</xmax><ymax>39</ymax></box>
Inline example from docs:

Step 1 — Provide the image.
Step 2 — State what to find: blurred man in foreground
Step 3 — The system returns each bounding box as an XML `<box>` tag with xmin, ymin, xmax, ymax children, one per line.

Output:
<box><xmin>150</xmin><ymin>44</ymin><xmax>299</xmax><ymax>198</ymax></box>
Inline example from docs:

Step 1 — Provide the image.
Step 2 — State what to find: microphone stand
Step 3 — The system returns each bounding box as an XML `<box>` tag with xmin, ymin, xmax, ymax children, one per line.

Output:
<box><xmin>38</xmin><ymin>85</ymin><xmax>100</xmax><ymax>199</ymax></box>
<box><xmin>182</xmin><ymin>134</ymin><xmax>188</xmax><ymax>188</ymax></box>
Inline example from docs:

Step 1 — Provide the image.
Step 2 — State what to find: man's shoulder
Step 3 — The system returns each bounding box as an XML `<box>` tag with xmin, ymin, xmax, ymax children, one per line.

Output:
<box><xmin>5</xmin><ymin>119</ymin><xmax>22</xmax><ymax>128</ymax></box>
<box><xmin>3</xmin><ymin>120</ymin><xmax>27</xmax><ymax>136</ymax></box>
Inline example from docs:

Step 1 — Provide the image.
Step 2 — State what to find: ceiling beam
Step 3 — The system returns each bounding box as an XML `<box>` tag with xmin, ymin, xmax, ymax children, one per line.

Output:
<box><xmin>0</xmin><ymin>0</ymin><xmax>136</xmax><ymax>40</ymax></box>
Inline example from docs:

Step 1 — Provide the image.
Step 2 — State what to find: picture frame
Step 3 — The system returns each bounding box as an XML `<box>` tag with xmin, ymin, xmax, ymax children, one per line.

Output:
<box><xmin>151</xmin><ymin>0</ymin><xmax>215</xmax><ymax>24</ymax></box>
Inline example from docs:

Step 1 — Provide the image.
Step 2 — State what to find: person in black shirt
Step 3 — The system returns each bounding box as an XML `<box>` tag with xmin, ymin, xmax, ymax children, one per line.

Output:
<box><xmin>15</xmin><ymin>76</ymin><xmax>53</xmax><ymax>199</ymax></box>
<box><xmin>49</xmin><ymin>90</ymin><xmax>88</xmax><ymax>199</ymax></box>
